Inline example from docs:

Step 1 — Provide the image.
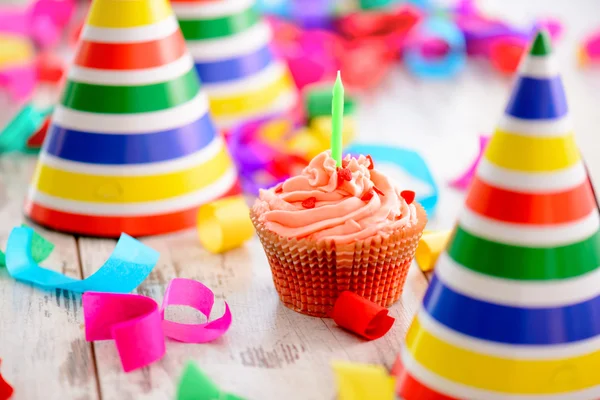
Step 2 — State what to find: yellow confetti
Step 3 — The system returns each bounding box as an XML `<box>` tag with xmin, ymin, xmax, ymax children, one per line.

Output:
<box><xmin>332</xmin><ymin>361</ymin><xmax>396</xmax><ymax>400</ymax></box>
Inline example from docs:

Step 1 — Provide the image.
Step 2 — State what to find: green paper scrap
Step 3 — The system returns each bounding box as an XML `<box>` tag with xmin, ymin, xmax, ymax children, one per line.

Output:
<box><xmin>305</xmin><ymin>86</ymin><xmax>356</xmax><ymax>120</ymax></box>
<box><xmin>0</xmin><ymin>224</ymin><xmax>54</xmax><ymax>267</ymax></box>
<box><xmin>359</xmin><ymin>0</ymin><xmax>396</xmax><ymax>10</ymax></box>
<box><xmin>0</xmin><ymin>104</ymin><xmax>52</xmax><ymax>154</ymax></box>
<box><xmin>331</xmin><ymin>71</ymin><xmax>345</xmax><ymax>167</ymax></box>
<box><xmin>177</xmin><ymin>361</ymin><xmax>245</xmax><ymax>400</ymax></box>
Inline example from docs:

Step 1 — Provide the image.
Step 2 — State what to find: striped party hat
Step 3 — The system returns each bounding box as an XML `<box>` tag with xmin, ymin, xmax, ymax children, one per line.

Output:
<box><xmin>24</xmin><ymin>0</ymin><xmax>240</xmax><ymax>238</ymax></box>
<box><xmin>395</xmin><ymin>30</ymin><xmax>600</xmax><ymax>399</ymax></box>
<box><xmin>171</xmin><ymin>0</ymin><xmax>298</xmax><ymax>130</ymax></box>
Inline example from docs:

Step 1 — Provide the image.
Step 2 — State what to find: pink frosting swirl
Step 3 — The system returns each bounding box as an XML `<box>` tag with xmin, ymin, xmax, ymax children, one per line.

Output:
<box><xmin>254</xmin><ymin>151</ymin><xmax>418</xmax><ymax>244</ymax></box>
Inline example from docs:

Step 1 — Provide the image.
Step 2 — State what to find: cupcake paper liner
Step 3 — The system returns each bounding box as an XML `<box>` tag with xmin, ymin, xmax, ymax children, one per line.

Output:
<box><xmin>251</xmin><ymin>204</ymin><xmax>428</xmax><ymax>317</ymax></box>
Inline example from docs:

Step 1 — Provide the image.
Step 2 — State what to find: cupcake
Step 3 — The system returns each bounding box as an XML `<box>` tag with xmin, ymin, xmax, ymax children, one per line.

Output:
<box><xmin>251</xmin><ymin>150</ymin><xmax>427</xmax><ymax>317</ymax></box>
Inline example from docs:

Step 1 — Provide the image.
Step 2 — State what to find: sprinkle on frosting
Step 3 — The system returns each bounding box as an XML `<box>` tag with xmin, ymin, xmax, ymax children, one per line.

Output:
<box><xmin>401</xmin><ymin>190</ymin><xmax>415</xmax><ymax>204</ymax></box>
<box><xmin>253</xmin><ymin>151</ymin><xmax>419</xmax><ymax>244</ymax></box>
<box><xmin>366</xmin><ymin>155</ymin><xmax>374</xmax><ymax>170</ymax></box>
<box><xmin>302</xmin><ymin>197</ymin><xmax>317</xmax><ymax>209</ymax></box>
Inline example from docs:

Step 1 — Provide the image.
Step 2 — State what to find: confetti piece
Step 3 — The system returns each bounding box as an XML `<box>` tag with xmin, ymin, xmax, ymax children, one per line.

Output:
<box><xmin>36</xmin><ymin>51</ymin><xmax>65</xmax><ymax>83</ymax></box>
<box><xmin>84</xmin><ymin>291</ymin><xmax>163</xmax><ymax>372</ymax></box>
<box><xmin>197</xmin><ymin>196</ymin><xmax>255</xmax><ymax>254</ymax></box>
<box><xmin>0</xmin><ymin>104</ymin><xmax>52</xmax><ymax>154</ymax></box>
<box><xmin>83</xmin><ymin>278</ymin><xmax>232</xmax><ymax>372</ymax></box>
<box><xmin>332</xmin><ymin>361</ymin><xmax>396</xmax><ymax>400</ymax></box>
<box><xmin>489</xmin><ymin>37</ymin><xmax>526</xmax><ymax>74</ymax></box>
<box><xmin>415</xmin><ymin>230</ymin><xmax>452</xmax><ymax>272</ymax></box>
<box><xmin>177</xmin><ymin>361</ymin><xmax>245</xmax><ymax>400</ymax></box>
<box><xmin>310</xmin><ymin>116</ymin><xmax>356</xmax><ymax>148</ymax></box>
<box><xmin>5</xmin><ymin>226</ymin><xmax>157</xmax><ymax>293</ymax></box>
<box><xmin>25</xmin><ymin>117</ymin><xmax>50</xmax><ymax>150</ymax></box>
<box><xmin>304</xmin><ymin>86</ymin><xmax>357</xmax><ymax>120</ymax></box>
<box><xmin>449</xmin><ymin>134</ymin><xmax>490</xmax><ymax>190</ymax></box>
<box><xmin>285</xmin><ymin>128</ymin><xmax>327</xmax><ymax>160</ymax></box>
<box><xmin>0</xmin><ymin>359</ymin><xmax>13</xmax><ymax>400</ymax></box>
<box><xmin>403</xmin><ymin>17</ymin><xmax>466</xmax><ymax>79</ymax></box>
<box><xmin>0</xmin><ymin>33</ymin><xmax>34</xmax><ymax>67</ymax></box>
<box><xmin>161</xmin><ymin>278</ymin><xmax>232</xmax><ymax>343</ymax></box>
<box><xmin>0</xmin><ymin>224</ymin><xmax>53</xmax><ymax>267</ymax></box>
<box><xmin>332</xmin><ymin>291</ymin><xmax>395</xmax><ymax>340</ymax></box>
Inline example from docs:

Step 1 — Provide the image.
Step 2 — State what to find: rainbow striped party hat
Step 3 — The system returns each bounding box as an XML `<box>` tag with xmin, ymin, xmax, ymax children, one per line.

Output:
<box><xmin>171</xmin><ymin>0</ymin><xmax>298</xmax><ymax>130</ymax></box>
<box><xmin>395</xmin><ymin>30</ymin><xmax>600</xmax><ymax>399</ymax></box>
<box><xmin>24</xmin><ymin>0</ymin><xmax>240</xmax><ymax>238</ymax></box>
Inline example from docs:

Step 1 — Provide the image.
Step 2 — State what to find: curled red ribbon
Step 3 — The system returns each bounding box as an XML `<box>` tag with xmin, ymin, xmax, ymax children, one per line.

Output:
<box><xmin>332</xmin><ymin>291</ymin><xmax>395</xmax><ymax>340</ymax></box>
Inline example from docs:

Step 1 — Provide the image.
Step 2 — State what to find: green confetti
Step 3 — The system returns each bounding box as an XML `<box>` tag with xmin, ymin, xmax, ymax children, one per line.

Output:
<box><xmin>177</xmin><ymin>361</ymin><xmax>245</xmax><ymax>400</ymax></box>
<box><xmin>0</xmin><ymin>224</ymin><xmax>54</xmax><ymax>267</ymax></box>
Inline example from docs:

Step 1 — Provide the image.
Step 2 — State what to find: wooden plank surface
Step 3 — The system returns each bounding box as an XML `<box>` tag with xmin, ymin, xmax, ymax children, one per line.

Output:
<box><xmin>0</xmin><ymin>155</ymin><xmax>99</xmax><ymax>400</ymax></box>
<box><xmin>77</xmin><ymin>233</ymin><xmax>429</xmax><ymax>400</ymax></box>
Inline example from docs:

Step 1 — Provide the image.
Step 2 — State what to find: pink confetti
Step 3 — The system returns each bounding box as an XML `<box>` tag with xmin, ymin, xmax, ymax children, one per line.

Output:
<box><xmin>83</xmin><ymin>278</ymin><xmax>232</xmax><ymax>372</ymax></box>
<box><xmin>449</xmin><ymin>135</ymin><xmax>490</xmax><ymax>190</ymax></box>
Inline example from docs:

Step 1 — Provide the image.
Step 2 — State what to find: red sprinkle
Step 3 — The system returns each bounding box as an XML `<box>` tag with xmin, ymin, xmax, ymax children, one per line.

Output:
<box><xmin>338</xmin><ymin>168</ymin><xmax>353</xmax><ymax>181</ymax></box>
<box><xmin>361</xmin><ymin>190</ymin><xmax>374</xmax><ymax>202</ymax></box>
<box><xmin>302</xmin><ymin>197</ymin><xmax>317</xmax><ymax>209</ymax></box>
<box><xmin>373</xmin><ymin>186</ymin><xmax>385</xmax><ymax>196</ymax></box>
<box><xmin>401</xmin><ymin>190</ymin><xmax>416</xmax><ymax>204</ymax></box>
<box><xmin>366</xmin><ymin>155</ymin><xmax>374</xmax><ymax>170</ymax></box>
<box><xmin>274</xmin><ymin>183</ymin><xmax>283</xmax><ymax>193</ymax></box>
<box><xmin>342</xmin><ymin>159</ymin><xmax>350</xmax><ymax>168</ymax></box>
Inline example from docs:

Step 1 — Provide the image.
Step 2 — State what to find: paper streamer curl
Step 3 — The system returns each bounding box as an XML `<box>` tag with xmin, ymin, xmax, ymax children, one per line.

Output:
<box><xmin>332</xmin><ymin>291</ymin><xmax>395</xmax><ymax>340</ymax></box>
<box><xmin>6</xmin><ymin>227</ymin><xmax>158</xmax><ymax>293</ymax></box>
<box><xmin>197</xmin><ymin>196</ymin><xmax>255</xmax><ymax>254</ymax></box>
<box><xmin>5</xmin><ymin>227</ymin><xmax>157</xmax><ymax>293</ymax></box>
<box><xmin>404</xmin><ymin>17</ymin><xmax>466</xmax><ymax>78</ymax></box>
<box><xmin>415</xmin><ymin>230</ymin><xmax>452</xmax><ymax>272</ymax></box>
<box><xmin>83</xmin><ymin>278</ymin><xmax>232</xmax><ymax>372</ymax></box>
<box><xmin>450</xmin><ymin>134</ymin><xmax>490</xmax><ymax>190</ymax></box>
<box><xmin>0</xmin><ymin>224</ymin><xmax>53</xmax><ymax>267</ymax></box>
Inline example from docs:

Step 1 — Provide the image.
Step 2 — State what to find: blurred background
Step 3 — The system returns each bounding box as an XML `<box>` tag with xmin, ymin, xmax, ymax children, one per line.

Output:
<box><xmin>1</xmin><ymin>0</ymin><xmax>599</xmax><ymax>231</ymax></box>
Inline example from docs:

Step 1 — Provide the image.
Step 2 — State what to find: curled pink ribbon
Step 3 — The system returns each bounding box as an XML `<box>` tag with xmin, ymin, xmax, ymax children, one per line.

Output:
<box><xmin>83</xmin><ymin>278</ymin><xmax>232</xmax><ymax>372</ymax></box>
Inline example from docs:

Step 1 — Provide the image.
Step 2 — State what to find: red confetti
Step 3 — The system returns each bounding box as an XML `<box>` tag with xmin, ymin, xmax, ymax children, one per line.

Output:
<box><xmin>36</xmin><ymin>52</ymin><xmax>66</xmax><ymax>84</ymax></box>
<box><xmin>373</xmin><ymin>186</ymin><xmax>385</xmax><ymax>196</ymax></box>
<box><xmin>332</xmin><ymin>291</ymin><xmax>395</xmax><ymax>340</ymax></box>
<box><xmin>0</xmin><ymin>359</ymin><xmax>13</xmax><ymax>400</ymax></box>
<box><xmin>302</xmin><ymin>197</ymin><xmax>317</xmax><ymax>209</ymax></box>
<box><xmin>490</xmin><ymin>37</ymin><xmax>526</xmax><ymax>74</ymax></box>
<box><xmin>401</xmin><ymin>190</ymin><xmax>416</xmax><ymax>204</ymax></box>
<box><xmin>360</xmin><ymin>190</ymin><xmax>374</xmax><ymax>202</ymax></box>
<box><xmin>26</xmin><ymin>117</ymin><xmax>50</xmax><ymax>149</ymax></box>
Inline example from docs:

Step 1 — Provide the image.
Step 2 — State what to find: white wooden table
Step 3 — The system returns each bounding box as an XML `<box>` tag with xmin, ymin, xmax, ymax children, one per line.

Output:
<box><xmin>1</xmin><ymin>1</ymin><xmax>600</xmax><ymax>399</ymax></box>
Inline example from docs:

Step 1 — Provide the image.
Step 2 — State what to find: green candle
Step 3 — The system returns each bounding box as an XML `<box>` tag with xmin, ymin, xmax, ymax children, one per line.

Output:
<box><xmin>331</xmin><ymin>71</ymin><xmax>344</xmax><ymax>167</ymax></box>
